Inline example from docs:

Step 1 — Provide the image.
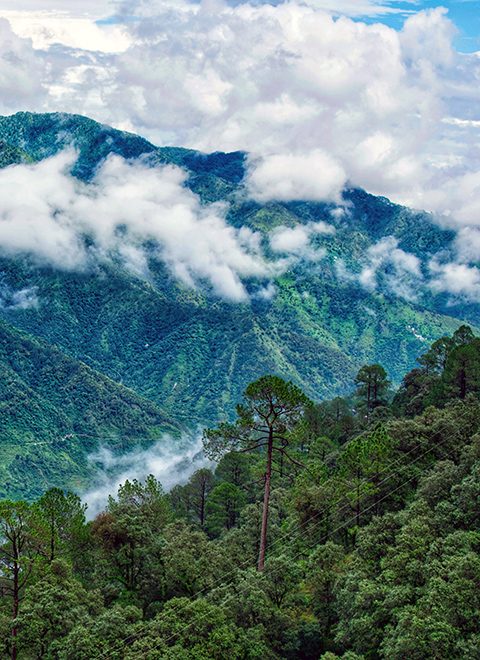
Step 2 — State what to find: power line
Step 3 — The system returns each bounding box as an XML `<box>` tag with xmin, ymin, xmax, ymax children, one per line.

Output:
<box><xmin>135</xmin><ymin>423</ymin><xmax>466</xmax><ymax>658</ymax></box>
<box><xmin>99</xmin><ymin>404</ymin><xmax>474</xmax><ymax>657</ymax></box>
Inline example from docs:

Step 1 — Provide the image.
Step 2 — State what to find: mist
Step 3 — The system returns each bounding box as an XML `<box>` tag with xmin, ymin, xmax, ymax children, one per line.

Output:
<box><xmin>81</xmin><ymin>435</ymin><xmax>210</xmax><ymax>518</ymax></box>
<box><xmin>0</xmin><ymin>151</ymin><xmax>271</xmax><ymax>302</ymax></box>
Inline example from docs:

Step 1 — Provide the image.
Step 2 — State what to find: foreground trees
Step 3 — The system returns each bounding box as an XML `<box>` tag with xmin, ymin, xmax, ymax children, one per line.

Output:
<box><xmin>0</xmin><ymin>328</ymin><xmax>479</xmax><ymax>658</ymax></box>
<box><xmin>395</xmin><ymin>324</ymin><xmax>480</xmax><ymax>416</ymax></box>
<box><xmin>0</xmin><ymin>502</ymin><xmax>44</xmax><ymax>660</ymax></box>
<box><xmin>36</xmin><ymin>488</ymin><xmax>86</xmax><ymax>563</ymax></box>
<box><xmin>203</xmin><ymin>375</ymin><xmax>311</xmax><ymax>570</ymax></box>
<box><xmin>354</xmin><ymin>364</ymin><xmax>389</xmax><ymax>421</ymax></box>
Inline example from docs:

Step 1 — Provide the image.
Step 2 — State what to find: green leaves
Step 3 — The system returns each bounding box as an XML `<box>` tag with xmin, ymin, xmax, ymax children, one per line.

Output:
<box><xmin>203</xmin><ymin>375</ymin><xmax>311</xmax><ymax>458</ymax></box>
<box><xmin>243</xmin><ymin>375</ymin><xmax>311</xmax><ymax>419</ymax></box>
<box><xmin>395</xmin><ymin>325</ymin><xmax>480</xmax><ymax>415</ymax></box>
<box><xmin>354</xmin><ymin>363</ymin><xmax>390</xmax><ymax>421</ymax></box>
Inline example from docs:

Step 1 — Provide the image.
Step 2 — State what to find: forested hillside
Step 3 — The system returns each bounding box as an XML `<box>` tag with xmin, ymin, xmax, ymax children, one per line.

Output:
<box><xmin>1</xmin><ymin>326</ymin><xmax>479</xmax><ymax>658</ymax></box>
<box><xmin>0</xmin><ymin>112</ymin><xmax>476</xmax><ymax>434</ymax></box>
<box><xmin>0</xmin><ymin>319</ymin><xmax>179</xmax><ymax>499</ymax></box>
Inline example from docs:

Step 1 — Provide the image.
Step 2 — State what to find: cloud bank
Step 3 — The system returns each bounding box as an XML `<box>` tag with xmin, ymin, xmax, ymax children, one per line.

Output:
<box><xmin>429</xmin><ymin>260</ymin><xmax>480</xmax><ymax>301</ymax></box>
<box><xmin>337</xmin><ymin>236</ymin><xmax>423</xmax><ymax>300</ymax></box>
<box><xmin>0</xmin><ymin>151</ymin><xmax>271</xmax><ymax>301</ymax></box>
<box><xmin>0</xmin><ymin>149</ymin><xmax>475</xmax><ymax>304</ymax></box>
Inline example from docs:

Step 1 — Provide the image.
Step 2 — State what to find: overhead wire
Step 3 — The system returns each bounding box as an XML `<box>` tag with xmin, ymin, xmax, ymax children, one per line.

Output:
<box><xmin>98</xmin><ymin>403</ymin><xmax>474</xmax><ymax>657</ymax></box>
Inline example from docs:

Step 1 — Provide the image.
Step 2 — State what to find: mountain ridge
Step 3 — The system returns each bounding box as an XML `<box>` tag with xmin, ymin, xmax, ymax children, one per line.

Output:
<box><xmin>0</xmin><ymin>111</ymin><xmax>477</xmax><ymax>497</ymax></box>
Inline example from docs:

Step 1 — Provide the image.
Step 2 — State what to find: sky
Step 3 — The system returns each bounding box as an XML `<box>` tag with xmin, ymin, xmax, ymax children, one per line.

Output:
<box><xmin>0</xmin><ymin>0</ymin><xmax>478</xmax><ymax>301</ymax></box>
<box><xmin>359</xmin><ymin>1</ymin><xmax>480</xmax><ymax>52</ymax></box>
<box><xmin>0</xmin><ymin>1</ymin><xmax>478</xmax><ymax>50</ymax></box>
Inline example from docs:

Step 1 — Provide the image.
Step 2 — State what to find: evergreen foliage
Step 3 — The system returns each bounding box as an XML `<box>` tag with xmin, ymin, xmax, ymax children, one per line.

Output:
<box><xmin>0</xmin><ymin>112</ymin><xmax>477</xmax><ymax>444</ymax></box>
<box><xmin>0</xmin><ymin>329</ymin><xmax>478</xmax><ymax>658</ymax></box>
<box><xmin>0</xmin><ymin>320</ymin><xmax>179</xmax><ymax>499</ymax></box>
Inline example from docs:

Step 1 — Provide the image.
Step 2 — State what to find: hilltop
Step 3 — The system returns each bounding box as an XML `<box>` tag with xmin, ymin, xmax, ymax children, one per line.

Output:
<box><xmin>0</xmin><ymin>112</ymin><xmax>476</xmax><ymax>496</ymax></box>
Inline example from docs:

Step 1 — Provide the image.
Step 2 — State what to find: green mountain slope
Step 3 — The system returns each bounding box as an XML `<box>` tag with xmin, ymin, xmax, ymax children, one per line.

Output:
<box><xmin>0</xmin><ymin>256</ymin><xmax>468</xmax><ymax>426</ymax></box>
<box><xmin>0</xmin><ymin>111</ymin><xmax>476</xmax><ymax>448</ymax></box>
<box><xmin>0</xmin><ymin>319</ymin><xmax>179</xmax><ymax>499</ymax></box>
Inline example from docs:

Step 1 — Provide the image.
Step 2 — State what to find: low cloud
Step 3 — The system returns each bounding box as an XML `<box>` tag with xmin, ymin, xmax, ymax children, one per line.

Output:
<box><xmin>454</xmin><ymin>227</ymin><xmax>480</xmax><ymax>264</ymax></box>
<box><xmin>418</xmin><ymin>171</ymin><xmax>480</xmax><ymax>229</ymax></box>
<box><xmin>429</xmin><ymin>260</ymin><xmax>480</xmax><ymax>301</ymax></box>
<box><xmin>337</xmin><ymin>236</ymin><xmax>423</xmax><ymax>300</ymax></box>
<box><xmin>81</xmin><ymin>435</ymin><xmax>208</xmax><ymax>518</ymax></box>
<box><xmin>0</xmin><ymin>150</ymin><xmax>477</xmax><ymax>306</ymax></box>
<box><xmin>0</xmin><ymin>285</ymin><xmax>39</xmax><ymax>310</ymax></box>
<box><xmin>254</xmin><ymin>281</ymin><xmax>277</xmax><ymax>301</ymax></box>
<box><xmin>247</xmin><ymin>150</ymin><xmax>346</xmax><ymax>203</ymax></box>
<box><xmin>269</xmin><ymin>220</ymin><xmax>335</xmax><ymax>261</ymax></box>
<box><xmin>0</xmin><ymin>152</ymin><xmax>272</xmax><ymax>301</ymax></box>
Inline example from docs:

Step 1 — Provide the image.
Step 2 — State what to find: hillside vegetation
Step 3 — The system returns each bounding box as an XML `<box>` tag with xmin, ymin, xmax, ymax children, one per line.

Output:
<box><xmin>0</xmin><ymin>113</ymin><xmax>476</xmax><ymax>431</ymax></box>
<box><xmin>0</xmin><ymin>326</ymin><xmax>479</xmax><ymax>658</ymax></box>
<box><xmin>0</xmin><ymin>319</ymin><xmax>179</xmax><ymax>499</ymax></box>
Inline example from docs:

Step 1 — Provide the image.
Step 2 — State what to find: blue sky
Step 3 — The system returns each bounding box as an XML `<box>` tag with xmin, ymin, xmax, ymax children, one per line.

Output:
<box><xmin>363</xmin><ymin>1</ymin><xmax>480</xmax><ymax>51</ymax></box>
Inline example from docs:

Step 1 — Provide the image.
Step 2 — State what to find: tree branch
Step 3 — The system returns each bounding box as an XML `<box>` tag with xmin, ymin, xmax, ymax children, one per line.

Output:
<box><xmin>272</xmin><ymin>447</ymin><xmax>308</xmax><ymax>470</ymax></box>
<box><xmin>238</xmin><ymin>442</ymin><xmax>268</xmax><ymax>453</ymax></box>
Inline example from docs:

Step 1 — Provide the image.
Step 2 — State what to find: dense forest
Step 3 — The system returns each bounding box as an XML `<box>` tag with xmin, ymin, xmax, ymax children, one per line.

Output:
<box><xmin>0</xmin><ymin>112</ymin><xmax>476</xmax><ymax>434</ymax></box>
<box><xmin>1</xmin><ymin>325</ymin><xmax>479</xmax><ymax>659</ymax></box>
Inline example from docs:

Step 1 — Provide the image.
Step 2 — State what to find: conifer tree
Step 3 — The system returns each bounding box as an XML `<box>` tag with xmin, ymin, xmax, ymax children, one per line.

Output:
<box><xmin>203</xmin><ymin>375</ymin><xmax>310</xmax><ymax>570</ymax></box>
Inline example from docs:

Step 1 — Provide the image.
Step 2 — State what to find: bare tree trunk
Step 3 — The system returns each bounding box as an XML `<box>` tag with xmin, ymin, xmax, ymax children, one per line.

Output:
<box><xmin>355</xmin><ymin>467</ymin><xmax>361</xmax><ymax>527</ymax></box>
<box><xmin>12</xmin><ymin>557</ymin><xmax>19</xmax><ymax>660</ymax></box>
<box><xmin>460</xmin><ymin>367</ymin><xmax>467</xmax><ymax>399</ymax></box>
<box><xmin>258</xmin><ymin>429</ymin><xmax>273</xmax><ymax>571</ymax></box>
<box><xmin>366</xmin><ymin>381</ymin><xmax>371</xmax><ymax>422</ymax></box>
<box><xmin>200</xmin><ymin>482</ymin><xmax>206</xmax><ymax>528</ymax></box>
<box><xmin>50</xmin><ymin>516</ymin><xmax>55</xmax><ymax>562</ymax></box>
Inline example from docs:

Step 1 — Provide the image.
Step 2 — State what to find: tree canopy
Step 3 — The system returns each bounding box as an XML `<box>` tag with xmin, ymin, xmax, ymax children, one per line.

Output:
<box><xmin>1</xmin><ymin>328</ymin><xmax>479</xmax><ymax>658</ymax></box>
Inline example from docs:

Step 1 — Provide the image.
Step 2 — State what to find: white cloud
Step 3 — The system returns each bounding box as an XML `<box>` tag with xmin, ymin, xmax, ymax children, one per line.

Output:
<box><xmin>444</xmin><ymin>117</ymin><xmax>480</xmax><ymax>129</ymax></box>
<box><xmin>119</xmin><ymin>0</ymin><xmax>414</xmax><ymax>21</ymax></box>
<box><xmin>0</xmin><ymin>284</ymin><xmax>39</xmax><ymax>310</ymax></box>
<box><xmin>299</xmin><ymin>0</ymin><xmax>414</xmax><ymax>17</ymax></box>
<box><xmin>312</xmin><ymin>220</ymin><xmax>336</xmax><ymax>235</ymax></box>
<box><xmin>0</xmin><ymin>1</ymin><xmax>111</xmax><ymax>11</ymax></box>
<box><xmin>418</xmin><ymin>171</ymin><xmax>480</xmax><ymax>228</ymax></box>
<box><xmin>0</xmin><ymin>2</ymin><xmax>477</xmax><ymax>239</ymax></box>
<box><xmin>429</xmin><ymin>260</ymin><xmax>480</xmax><ymax>300</ymax></box>
<box><xmin>81</xmin><ymin>3</ymin><xmax>480</xmax><ymax>220</ymax></box>
<box><xmin>0</xmin><ymin>152</ymin><xmax>272</xmax><ymax>301</ymax></box>
<box><xmin>247</xmin><ymin>150</ymin><xmax>346</xmax><ymax>202</ymax></box>
<box><xmin>368</xmin><ymin>236</ymin><xmax>421</xmax><ymax>276</ymax></box>
<box><xmin>254</xmin><ymin>281</ymin><xmax>277</xmax><ymax>300</ymax></box>
<box><xmin>0</xmin><ymin>11</ymin><xmax>131</xmax><ymax>52</ymax></box>
<box><xmin>270</xmin><ymin>225</ymin><xmax>311</xmax><ymax>254</ymax></box>
<box><xmin>82</xmin><ymin>435</ymin><xmax>209</xmax><ymax>518</ymax></box>
<box><xmin>269</xmin><ymin>219</ymin><xmax>334</xmax><ymax>260</ymax></box>
<box><xmin>0</xmin><ymin>18</ymin><xmax>47</xmax><ymax>111</ymax></box>
<box><xmin>400</xmin><ymin>6</ymin><xmax>455</xmax><ymax>69</ymax></box>
<box><xmin>338</xmin><ymin>233</ymin><xmax>480</xmax><ymax>303</ymax></box>
<box><xmin>340</xmin><ymin>236</ymin><xmax>423</xmax><ymax>299</ymax></box>
<box><xmin>454</xmin><ymin>227</ymin><xmax>480</xmax><ymax>263</ymax></box>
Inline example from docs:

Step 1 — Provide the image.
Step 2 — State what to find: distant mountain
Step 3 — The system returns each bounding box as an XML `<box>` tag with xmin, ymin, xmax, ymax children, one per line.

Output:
<box><xmin>0</xmin><ymin>112</ymin><xmax>477</xmax><ymax>498</ymax></box>
<box><xmin>0</xmin><ymin>319</ymin><xmax>179</xmax><ymax>499</ymax></box>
